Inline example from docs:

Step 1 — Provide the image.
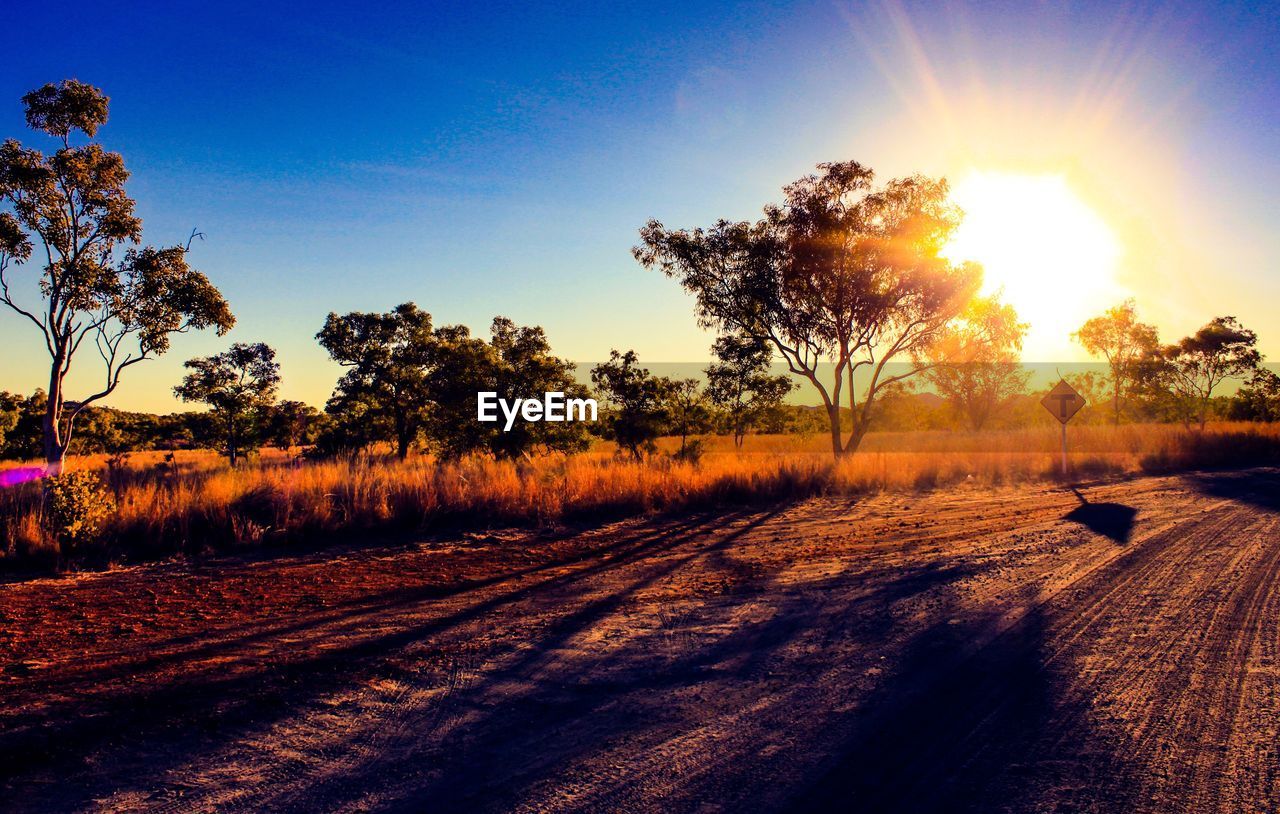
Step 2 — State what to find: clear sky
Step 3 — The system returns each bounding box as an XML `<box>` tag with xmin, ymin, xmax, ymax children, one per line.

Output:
<box><xmin>1</xmin><ymin>1</ymin><xmax>1277</xmax><ymax>411</ymax></box>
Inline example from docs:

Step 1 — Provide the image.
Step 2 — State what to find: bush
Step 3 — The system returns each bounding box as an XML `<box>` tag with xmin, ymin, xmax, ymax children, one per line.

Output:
<box><xmin>44</xmin><ymin>471</ymin><xmax>116</xmax><ymax>551</ymax></box>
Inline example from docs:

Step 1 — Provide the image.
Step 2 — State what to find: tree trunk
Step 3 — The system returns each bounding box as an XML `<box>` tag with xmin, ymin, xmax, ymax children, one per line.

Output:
<box><xmin>393</xmin><ymin>408</ymin><xmax>412</xmax><ymax>460</ymax></box>
<box><xmin>228</xmin><ymin>425</ymin><xmax>240</xmax><ymax>468</ymax></box>
<box><xmin>827</xmin><ymin>403</ymin><xmax>845</xmax><ymax>458</ymax></box>
<box><xmin>44</xmin><ymin>366</ymin><xmax>67</xmax><ymax>474</ymax></box>
<box><xmin>843</xmin><ymin>420</ymin><xmax>871</xmax><ymax>455</ymax></box>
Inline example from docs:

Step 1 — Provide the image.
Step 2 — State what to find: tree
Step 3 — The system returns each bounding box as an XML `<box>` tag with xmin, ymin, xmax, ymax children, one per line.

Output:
<box><xmin>590</xmin><ymin>350</ymin><xmax>671</xmax><ymax>460</ymax></box>
<box><xmin>1230</xmin><ymin>368</ymin><xmax>1280</xmax><ymax>422</ymax></box>
<box><xmin>266</xmin><ymin>400</ymin><xmax>323</xmax><ymax>452</ymax></box>
<box><xmin>459</xmin><ymin>317</ymin><xmax>592</xmax><ymax>460</ymax></box>
<box><xmin>705</xmin><ymin>333</ymin><xmax>794</xmax><ymax>447</ymax></box>
<box><xmin>1153</xmin><ymin>316</ymin><xmax>1262</xmax><ymax>429</ymax></box>
<box><xmin>0</xmin><ymin>80</ymin><xmax>234</xmax><ymax>472</ymax></box>
<box><xmin>1073</xmin><ymin>300</ymin><xmax>1159</xmax><ymax>425</ymax></box>
<box><xmin>173</xmin><ymin>343</ymin><xmax>280</xmax><ymax>467</ymax></box>
<box><xmin>314</xmin><ymin>389</ymin><xmax>388</xmax><ymax>458</ymax></box>
<box><xmin>0</xmin><ymin>391</ymin><xmax>21</xmax><ymax>452</ymax></box>
<box><xmin>318</xmin><ymin>305</ymin><xmax>591</xmax><ymax>460</ymax></box>
<box><xmin>419</xmin><ymin>322</ymin><xmax>504</xmax><ymax>459</ymax></box>
<box><xmin>635</xmin><ymin>161</ymin><xmax>980</xmax><ymax>457</ymax></box>
<box><xmin>664</xmin><ymin>378</ymin><xmax>713</xmax><ymax>459</ymax></box>
<box><xmin>921</xmin><ymin>297</ymin><xmax>1029</xmax><ymax>431</ymax></box>
<box><xmin>317</xmin><ymin>303</ymin><xmax>434</xmax><ymax>460</ymax></box>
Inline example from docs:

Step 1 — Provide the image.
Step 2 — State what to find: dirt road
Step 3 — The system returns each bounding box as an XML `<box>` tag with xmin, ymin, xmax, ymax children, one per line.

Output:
<box><xmin>3</xmin><ymin>468</ymin><xmax>1280</xmax><ymax>812</ymax></box>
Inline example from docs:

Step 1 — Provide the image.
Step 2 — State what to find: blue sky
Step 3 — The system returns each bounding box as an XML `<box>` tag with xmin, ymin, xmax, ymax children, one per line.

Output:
<box><xmin>2</xmin><ymin>1</ymin><xmax>1278</xmax><ymax>409</ymax></box>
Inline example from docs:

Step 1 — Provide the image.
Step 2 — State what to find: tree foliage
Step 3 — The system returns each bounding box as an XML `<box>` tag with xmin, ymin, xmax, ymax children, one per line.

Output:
<box><xmin>664</xmin><ymin>377</ymin><xmax>713</xmax><ymax>461</ymax></box>
<box><xmin>704</xmin><ymin>333</ymin><xmax>794</xmax><ymax>447</ymax></box>
<box><xmin>921</xmin><ymin>296</ymin><xmax>1029</xmax><ymax>431</ymax></box>
<box><xmin>635</xmin><ymin>160</ymin><xmax>980</xmax><ymax>456</ymax></box>
<box><xmin>266</xmin><ymin>400</ymin><xmax>325</xmax><ymax>451</ymax></box>
<box><xmin>317</xmin><ymin>303</ymin><xmax>435</xmax><ymax>460</ymax></box>
<box><xmin>319</xmin><ymin>304</ymin><xmax>589</xmax><ymax>459</ymax></box>
<box><xmin>1073</xmin><ymin>300</ymin><xmax>1159</xmax><ymax>424</ymax></box>
<box><xmin>1150</xmin><ymin>316</ymin><xmax>1262</xmax><ymax>429</ymax></box>
<box><xmin>591</xmin><ymin>350</ymin><xmax>671</xmax><ymax>460</ymax></box>
<box><xmin>1230</xmin><ymin>369</ymin><xmax>1280</xmax><ymax>422</ymax></box>
<box><xmin>464</xmin><ymin>317</ymin><xmax>592</xmax><ymax>460</ymax></box>
<box><xmin>173</xmin><ymin>342</ymin><xmax>280</xmax><ymax>466</ymax></box>
<box><xmin>0</xmin><ymin>80</ymin><xmax>234</xmax><ymax>469</ymax></box>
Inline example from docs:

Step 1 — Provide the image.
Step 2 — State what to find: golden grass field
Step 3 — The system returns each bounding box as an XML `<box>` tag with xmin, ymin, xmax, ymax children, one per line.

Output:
<box><xmin>3</xmin><ymin>422</ymin><xmax>1279</xmax><ymax>567</ymax></box>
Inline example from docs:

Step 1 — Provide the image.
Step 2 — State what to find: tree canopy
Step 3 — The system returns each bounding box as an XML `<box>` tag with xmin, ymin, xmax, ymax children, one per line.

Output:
<box><xmin>1074</xmin><ymin>300</ymin><xmax>1159</xmax><ymax>424</ymax></box>
<box><xmin>635</xmin><ymin>160</ymin><xmax>982</xmax><ymax>456</ymax></box>
<box><xmin>0</xmin><ymin>80</ymin><xmax>233</xmax><ymax>470</ymax></box>
<box><xmin>704</xmin><ymin>333</ymin><xmax>794</xmax><ymax>447</ymax></box>
<box><xmin>319</xmin><ymin>304</ymin><xmax>589</xmax><ymax>459</ymax></box>
<box><xmin>173</xmin><ymin>342</ymin><xmax>280</xmax><ymax>466</ymax></box>
<box><xmin>922</xmin><ymin>296</ymin><xmax>1028</xmax><ymax>431</ymax></box>
<box><xmin>1154</xmin><ymin>316</ymin><xmax>1262</xmax><ymax>428</ymax></box>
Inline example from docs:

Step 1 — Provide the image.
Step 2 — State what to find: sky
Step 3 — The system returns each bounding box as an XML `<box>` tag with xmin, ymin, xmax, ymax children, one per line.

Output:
<box><xmin>1</xmin><ymin>0</ymin><xmax>1277</xmax><ymax>411</ymax></box>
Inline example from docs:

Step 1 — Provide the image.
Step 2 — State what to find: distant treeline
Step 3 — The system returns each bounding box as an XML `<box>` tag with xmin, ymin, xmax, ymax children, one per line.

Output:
<box><xmin>2</xmin><ymin>356</ymin><xmax>1275</xmax><ymax>463</ymax></box>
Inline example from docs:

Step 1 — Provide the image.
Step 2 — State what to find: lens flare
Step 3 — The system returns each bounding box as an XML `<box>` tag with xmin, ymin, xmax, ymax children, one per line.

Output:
<box><xmin>943</xmin><ymin>170</ymin><xmax>1125</xmax><ymax>358</ymax></box>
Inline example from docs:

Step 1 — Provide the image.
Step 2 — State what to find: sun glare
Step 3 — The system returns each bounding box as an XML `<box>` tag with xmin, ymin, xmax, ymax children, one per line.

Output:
<box><xmin>943</xmin><ymin>171</ymin><xmax>1124</xmax><ymax>359</ymax></box>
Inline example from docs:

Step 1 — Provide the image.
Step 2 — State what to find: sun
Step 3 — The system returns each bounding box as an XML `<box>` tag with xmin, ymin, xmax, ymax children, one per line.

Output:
<box><xmin>943</xmin><ymin>171</ymin><xmax>1124</xmax><ymax>359</ymax></box>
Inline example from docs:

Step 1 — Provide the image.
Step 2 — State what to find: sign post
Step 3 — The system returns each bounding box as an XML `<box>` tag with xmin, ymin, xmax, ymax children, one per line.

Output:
<box><xmin>1040</xmin><ymin>379</ymin><xmax>1085</xmax><ymax>477</ymax></box>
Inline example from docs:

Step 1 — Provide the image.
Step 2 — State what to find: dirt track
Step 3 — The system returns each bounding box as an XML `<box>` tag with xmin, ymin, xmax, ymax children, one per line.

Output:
<box><xmin>3</xmin><ymin>468</ymin><xmax>1280</xmax><ymax>812</ymax></box>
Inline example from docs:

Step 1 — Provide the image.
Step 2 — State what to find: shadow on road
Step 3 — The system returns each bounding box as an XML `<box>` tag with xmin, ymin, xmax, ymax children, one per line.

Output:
<box><xmin>1065</xmin><ymin>487</ymin><xmax>1137</xmax><ymax>544</ymax></box>
<box><xmin>2</xmin><ymin>497</ymin><xmax>1145</xmax><ymax>813</ymax></box>
<box><xmin>787</xmin><ymin>593</ymin><xmax>1050</xmax><ymax>813</ymax></box>
<box><xmin>1190</xmin><ymin>468</ymin><xmax>1280</xmax><ymax>513</ymax></box>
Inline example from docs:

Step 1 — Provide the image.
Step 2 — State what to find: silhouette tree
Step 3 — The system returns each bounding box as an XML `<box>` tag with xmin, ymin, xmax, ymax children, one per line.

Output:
<box><xmin>265</xmin><ymin>400</ymin><xmax>323</xmax><ymax>452</ymax></box>
<box><xmin>319</xmin><ymin>305</ymin><xmax>590</xmax><ymax>460</ymax></box>
<box><xmin>0</xmin><ymin>392</ymin><xmax>21</xmax><ymax>452</ymax></box>
<box><xmin>0</xmin><ymin>80</ymin><xmax>234</xmax><ymax>472</ymax></box>
<box><xmin>591</xmin><ymin>350</ymin><xmax>671</xmax><ymax>460</ymax></box>
<box><xmin>635</xmin><ymin>161</ymin><xmax>979</xmax><ymax>457</ymax></box>
<box><xmin>664</xmin><ymin>377</ymin><xmax>713</xmax><ymax>460</ymax></box>
<box><xmin>174</xmin><ymin>343</ymin><xmax>280</xmax><ymax>467</ymax></box>
<box><xmin>922</xmin><ymin>297</ymin><xmax>1029</xmax><ymax>431</ymax></box>
<box><xmin>1230</xmin><ymin>369</ymin><xmax>1280</xmax><ymax>422</ymax></box>
<box><xmin>705</xmin><ymin>333</ymin><xmax>794</xmax><ymax>447</ymax></box>
<box><xmin>1073</xmin><ymin>300</ymin><xmax>1159</xmax><ymax>425</ymax></box>
<box><xmin>317</xmin><ymin>303</ymin><xmax>434</xmax><ymax>460</ymax></box>
<box><xmin>462</xmin><ymin>317</ymin><xmax>592</xmax><ymax>460</ymax></box>
<box><xmin>313</xmin><ymin>389</ymin><xmax>387</xmax><ymax>458</ymax></box>
<box><xmin>1152</xmin><ymin>316</ymin><xmax>1262</xmax><ymax>429</ymax></box>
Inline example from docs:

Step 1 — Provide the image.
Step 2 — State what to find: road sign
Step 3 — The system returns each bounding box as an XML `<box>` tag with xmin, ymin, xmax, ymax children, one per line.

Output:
<box><xmin>1041</xmin><ymin>379</ymin><xmax>1085</xmax><ymax>425</ymax></box>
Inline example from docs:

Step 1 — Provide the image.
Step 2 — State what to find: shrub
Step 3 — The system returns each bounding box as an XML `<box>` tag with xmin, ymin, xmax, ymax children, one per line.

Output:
<box><xmin>44</xmin><ymin>471</ymin><xmax>116</xmax><ymax>551</ymax></box>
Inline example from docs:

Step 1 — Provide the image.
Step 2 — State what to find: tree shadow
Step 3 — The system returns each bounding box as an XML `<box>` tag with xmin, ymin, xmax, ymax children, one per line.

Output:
<box><xmin>1</xmin><ymin>500</ymin><xmax>1139</xmax><ymax>814</ymax></box>
<box><xmin>1064</xmin><ymin>487</ymin><xmax>1137</xmax><ymax>544</ymax></box>
<box><xmin>1188</xmin><ymin>468</ymin><xmax>1280</xmax><ymax>513</ymax></box>
<box><xmin>783</xmin><ymin>584</ymin><xmax>1143</xmax><ymax>814</ymax></box>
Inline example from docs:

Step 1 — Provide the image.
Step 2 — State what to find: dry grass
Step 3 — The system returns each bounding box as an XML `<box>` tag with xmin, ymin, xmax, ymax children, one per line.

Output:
<box><xmin>3</xmin><ymin>422</ymin><xmax>1279</xmax><ymax>568</ymax></box>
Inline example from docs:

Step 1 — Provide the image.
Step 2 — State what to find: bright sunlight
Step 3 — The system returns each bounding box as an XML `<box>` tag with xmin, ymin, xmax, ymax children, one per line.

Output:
<box><xmin>944</xmin><ymin>171</ymin><xmax>1124</xmax><ymax>358</ymax></box>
